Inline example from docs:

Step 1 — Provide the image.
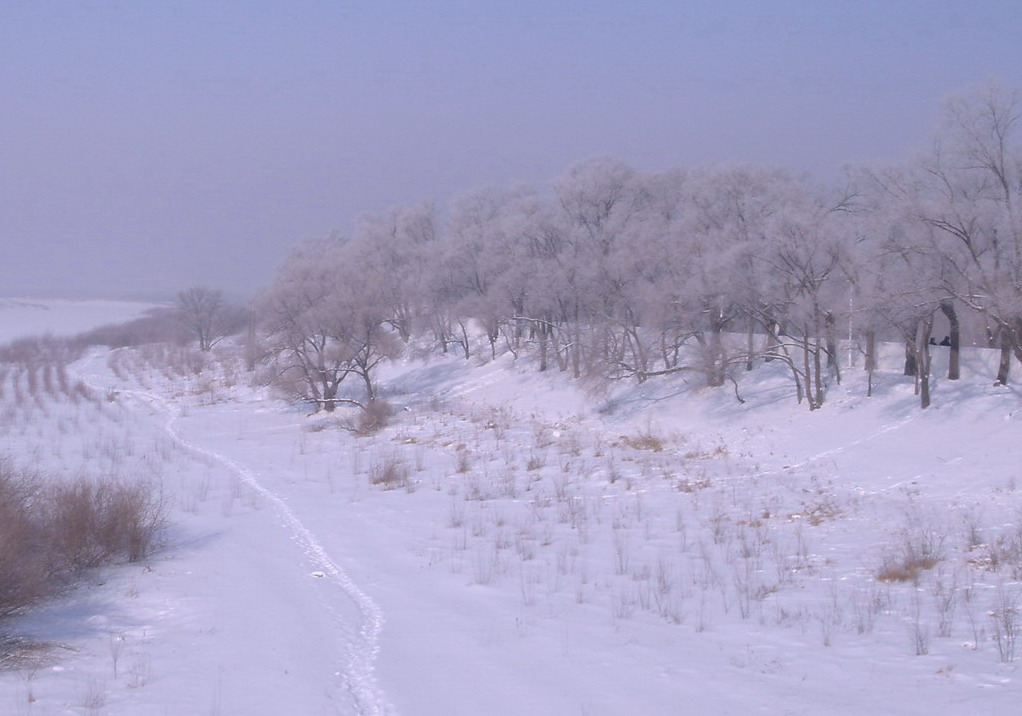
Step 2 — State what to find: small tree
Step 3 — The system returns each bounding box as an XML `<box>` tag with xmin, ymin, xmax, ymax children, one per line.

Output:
<box><xmin>176</xmin><ymin>287</ymin><xmax>242</xmax><ymax>351</ymax></box>
<box><xmin>258</xmin><ymin>237</ymin><xmax>403</xmax><ymax>412</ymax></box>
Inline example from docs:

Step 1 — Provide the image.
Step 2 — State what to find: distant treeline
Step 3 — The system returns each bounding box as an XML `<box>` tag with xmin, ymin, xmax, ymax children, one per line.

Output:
<box><xmin>240</xmin><ymin>82</ymin><xmax>1019</xmax><ymax>411</ymax></box>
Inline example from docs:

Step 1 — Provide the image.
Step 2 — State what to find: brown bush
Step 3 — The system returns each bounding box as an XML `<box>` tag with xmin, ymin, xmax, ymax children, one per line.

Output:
<box><xmin>0</xmin><ymin>459</ymin><xmax>164</xmax><ymax>622</ymax></box>
<box><xmin>0</xmin><ymin>462</ymin><xmax>50</xmax><ymax>617</ymax></box>
<box><xmin>357</xmin><ymin>399</ymin><xmax>394</xmax><ymax>436</ymax></box>
<box><xmin>368</xmin><ymin>453</ymin><xmax>410</xmax><ymax>490</ymax></box>
<box><xmin>619</xmin><ymin>430</ymin><xmax>664</xmax><ymax>452</ymax></box>
<box><xmin>73</xmin><ymin>308</ymin><xmax>191</xmax><ymax>349</ymax></box>
<box><xmin>0</xmin><ymin>335</ymin><xmax>83</xmax><ymax>366</ymax></box>
<box><xmin>47</xmin><ymin>479</ymin><xmax>164</xmax><ymax>572</ymax></box>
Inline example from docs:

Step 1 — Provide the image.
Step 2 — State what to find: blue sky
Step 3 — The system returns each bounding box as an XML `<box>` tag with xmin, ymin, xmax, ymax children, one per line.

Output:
<box><xmin>2</xmin><ymin>1</ymin><xmax>1020</xmax><ymax>299</ymax></box>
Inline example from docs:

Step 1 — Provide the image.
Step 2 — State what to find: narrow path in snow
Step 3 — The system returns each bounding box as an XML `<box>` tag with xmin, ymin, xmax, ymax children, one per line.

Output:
<box><xmin>131</xmin><ymin>388</ymin><xmax>395</xmax><ymax>716</ymax></box>
<box><xmin>76</xmin><ymin>349</ymin><xmax>394</xmax><ymax>715</ymax></box>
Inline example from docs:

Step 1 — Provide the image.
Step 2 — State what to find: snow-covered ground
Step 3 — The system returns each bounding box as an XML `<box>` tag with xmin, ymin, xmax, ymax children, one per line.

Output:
<box><xmin>0</xmin><ymin>299</ymin><xmax>159</xmax><ymax>344</ymax></box>
<box><xmin>1</xmin><ymin>300</ymin><xmax>1021</xmax><ymax>715</ymax></box>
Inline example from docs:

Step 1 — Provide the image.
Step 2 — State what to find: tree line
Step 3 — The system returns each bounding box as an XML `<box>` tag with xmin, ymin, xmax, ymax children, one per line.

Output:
<box><xmin>187</xmin><ymin>82</ymin><xmax>1022</xmax><ymax>413</ymax></box>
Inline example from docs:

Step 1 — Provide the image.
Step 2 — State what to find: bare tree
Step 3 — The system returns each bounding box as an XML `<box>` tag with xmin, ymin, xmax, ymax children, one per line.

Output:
<box><xmin>352</xmin><ymin>203</ymin><xmax>437</xmax><ymax>342</ymax></box>
<box><xmin>258</xmin><ymin>237</ymin><xmax>402</xmax><ymax>412</ymax></box>
<box><xmin>762</xmin><ymin>197</ymin><xmax>846</xmax><ymax>410</ymax></box>
<box><xmin>257</xmin><ymin>240</ymin><xmax>351</xmax><ymax>411</ymax></box>
<box><xmin>916</xmin><ymin>82</ymin><xmax>1022</xmax><ymax>383</ymax></box>
<box><xmin>246</xmin><ymin>84</ymin><xmax>1020</xmax><ymax>413</ymax></box>
<box><xmin>176</xmin><ymin>286</ymin><xmax>243</xmax><ymax>351</ymax></box>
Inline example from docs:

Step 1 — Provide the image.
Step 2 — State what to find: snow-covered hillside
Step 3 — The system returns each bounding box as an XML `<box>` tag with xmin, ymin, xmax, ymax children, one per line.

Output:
<box><xmin>1</xmin><ymin>301</ymin><xmax>1021</xmax><ymax>715</ymax></box>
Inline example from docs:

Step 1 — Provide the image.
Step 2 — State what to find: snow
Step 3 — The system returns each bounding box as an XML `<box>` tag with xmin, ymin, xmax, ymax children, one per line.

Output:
<box><xmin>1</xmin><ymin>300</ymin><xmax>1021</xmax><ymax>715</ymax></box>
<box><xmin>0</xmin><ymin>299</ymin><xmax>157</xmax><ymax>344</ymax></box>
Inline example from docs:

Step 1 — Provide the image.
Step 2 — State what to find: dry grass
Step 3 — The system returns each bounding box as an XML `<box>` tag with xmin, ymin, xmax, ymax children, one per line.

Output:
<box><xmin>357</xmin><ymin>399</ymin><xmax>394</xmax><ymax>437</ymax></box>
<box><xmin>875</xmin><ymin>510</ymin><xmax>946</xmax><ymax>583</ymax></box>
<box><xmin>876</xmin><ymin>555</ymin><xmax>941</xmax><ymax>583</ymax></box>
<box><xmin>368</xmin><ymin>453</ymin><xmax>410</xmax><ymax>490</ymax></box>
<box><xmin>676</xmin><ymin>476</ymin><xmax>712</xmax><ymax>493</ymax></box>
<box><xmin>0</xmin><ymin>459</ymin><xmax>164</xmax><ymax>622</ymax></box>
<box><xmin>790</xmin><ymin>498</ymin><xmax>843</xmax><ymax>527</ymax></box>
<box><xmin>618</xmin><ymin>430</ymin><xmax>664</xmax><ymax>452</ymax></box>
<box><xmin>48</xmin><ymin>478</ymin><xmax>164</xmax><ymax>570</ymax></box>
<box><xmin>0</xmin><ymin>636</ymin><xmax>61</xmax><ymax>671</ymax></box>
<box><xmin>0</xmin><ymin>463</ymin><xmax>50</xmax><ymax>617</ymax></box>
<box><xmin>455</xmin><ymin>448</ymin><xmax>472</xmax><ymax>474</ymax></box>
<box><xmin>682</xmin><ymin>445</ymin><xmax>729</xmax><ymax>460</ymax></box>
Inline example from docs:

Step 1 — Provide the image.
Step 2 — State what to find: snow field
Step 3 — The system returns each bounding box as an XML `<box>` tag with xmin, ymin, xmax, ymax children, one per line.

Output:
<box><xmin>116</xmin><ymin>342</ymin><xmax>1022</xmax><ymax>714</ymax></box>
<box><xmin>0</xmin><ymin>300</ymin><xmax>159</xmax><ymax>345</ymax></box>
<box><xmin>0</xmin><ymin>303</ymin><xmax>1021</xmax><ymax>714</ymax></box>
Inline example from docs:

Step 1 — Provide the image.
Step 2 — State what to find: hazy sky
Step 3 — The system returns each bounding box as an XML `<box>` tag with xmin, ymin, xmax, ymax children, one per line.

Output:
<box><xmin>2</xmin><ymin>1</ymin><xmax>1020</xmax><ymax>300</ymax></box>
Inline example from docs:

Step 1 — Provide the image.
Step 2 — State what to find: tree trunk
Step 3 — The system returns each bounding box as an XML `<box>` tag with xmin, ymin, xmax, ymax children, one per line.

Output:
<box><xmin>987</xmin><ymin>323</ymin><xmax>999</xmax><ymax>349</ymax></box>
<box><xmin>917</xmin><ymin>315</ymin><xmax>933</xmax><ymax>409</ymax></box>
<box><xmin>396</xmin><ymin>307</ymin><xmax>412</xmax><ymax>342</ymax></box>
<box><xmin>824</xmin><ymin>312</ymin><xmax>838</xmax><ymax>368</ymax></box>
<box><xmin>940</xmin><ymin>300</ymin><xmax>960</xmax><ymax>381</ymax></box>
<box><xmin>459</xmin><ymin>321</ymin><xmax>470</xmax><ymax>360</ymax></box>
<box><xmin>746</xmin><ymin>315</ymin><xmax>755</xmax><ymax>371</ymax></box>
<box><xmin>570</xmin><ymin>324</ymin><xmax>582</xmax><ymax>378</ymax></box>
<box><xmin>707</xmin><ymin>325</ymin><xmax>725</xmax><ymax>387</ymax></box>
<box><xmin>996</xmin><ymin>329</ymin><xmax>1012</xmax><ymax>385</ymax></box>
<box><xmin>1013</xmin><ymin>318</ymin><xmax>1022</xmax><ymax>367</ymax></box>
<box><xmin>537</xmin><ymin>320</ymin><xmax>549</xmax><ymax>372</ymax></box>
<box><xmin>487</xmin><ymin>321</ymin><xmax>499</xmax><ymax>360</ymax></box>
<box><xmin>551</xmin><ymin>323</ymin><xmax>567</xmax><ymax>372</ymax></box>
<box><xmin>825</xmin><ymin>311</ymin><xmax>841</xmax><ymax>385</ymax></box>
<box><xmin>660</xmin><ymin>332</ymin><xmax>679</xmax><ymax>370</ymax></box>
<box><xmin>903</xmin><ymin>340</ymin><xmax>917</xmax><ymax>377</ymax></box>
<box><xmin>762</xmin><ymin>320</ymin><xmax>775</xmax><ymax>361</ymax></box>
<box><xmin>245</xmin><ymin>315</ymin><xmax>258</xmax><ymax>372</ymax></box>
<box><xmin>438</xmin><ymin>323</ymin><xmax>449</xmax><ymax>354</ymax></box>
<box><xmin>361</xmin><ymin>371</ymin><xmax>375</xmax><ymax>401</ymax></box>
<box><xmin>864</xmin><ymin>329</ymin><xmax>876</xmax><ymax>372</ymax></box>
<box><xmin>802</xmin><ymin>326</ymin><xmax>818</xmax><ymax>410</ymax></box>
<box><xmin>321</xmin><ymin>380</ymin><xmax>338</xmax><ymax>412</ymax></box>
<box><xmin>812</xmin><ymin>319</ymin><xmax>825</xmax><ymax>409</ymax></box>
<box><xmin>864</xmin><ymin>328</ymin><xmax>876</xmax><ymax>398</ymax></box>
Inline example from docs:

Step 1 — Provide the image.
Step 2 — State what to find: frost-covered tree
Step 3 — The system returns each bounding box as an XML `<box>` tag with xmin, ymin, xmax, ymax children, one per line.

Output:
<box><xmin>853</xmin><ymin>161</ymin><xmax>963</xmax><ymax>397</ymax></box>
<box><xmin>684</xmin><ymin>166</ymin><xmax>800</xmax><ymax>386</ymax></box>
<box><xmin>760</xmin><ymin>191</ymin><xmax>847</xmax><ymax>410</ymax></box>
<box><xmin>176</xmin><ymin>286</ymin><xmax>243</xmax><ymax>352</ymax></box>
<box><xmin>916</xmin><ymin>82</ymin><xmax>1022</xmax><ymax>383</ymax></box>
<box><xmin>877</xmin><ymin>220</ymin><xmax>946</xmax><ymax>408</ymax></box>
<box><xmin>548</xmin><ymin>158</ymin><xmax>646</xmax><ymax>375</ymax></box>
<box><xmin>436</xmin><ymin>186</ymin><xmax>543</xmax><ymax>359</ymax></box>
<box><xmin>248</xmin><ymin>81</ymin><xmax>1022</xmax><ymax>413</ymax></box>
<box><xmin>257</xmin><ymin>238</ymin><xmax>350</xmax><ymax>411</ymax></box>
<box><xmin>596</xmin><ymin>168</ymin><xmax>690</xmax><ymax>382</ymax></box>
<box><xmin>837</xmin><ymin>170</ymin><xmax>902</xmax><ymax>393</ymax></box>
<box><xmin>257</xmin><ymin>237</ymin><xmax>402</xmax><ymax>412</ymax></box>
<box><xmin>352</xmin><ymin>203</ymin><xmax>437</xmax><ymax>342</ymax></box>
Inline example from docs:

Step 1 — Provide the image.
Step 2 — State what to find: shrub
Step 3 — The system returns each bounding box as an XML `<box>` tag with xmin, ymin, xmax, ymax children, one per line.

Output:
<box><xmin>0</xmin><ymin>335</ymin><xmax>83</xmax><ymax>367</ymax></box>
<box><xmin>0</xmin><ymin>462</ymin><xmax>50</xmax><ymax>618</ymax></box>
<box><xmin>0</xmin><ymin>459</ymin><xmax>164</xmax><ymax>622</ymax></box>
<box><xmin>876</xmin><ymin>509</ymin><xmax>946</xmax><ymax>583</ymax></box>
<box><xmin>357</xmin><ymin>399</ymin><xmax>394</xmax><ymax>436</ymax></box>
<box><xmin>619</xmin><ymin>429</ymin><xmax>664</xmax><ymax>452</ymax></box>
<box><xmin>368</xmin><ymin>453</ymin><xmax>409</xmax><ymax>490</ymax></box>
<box><xmin>876</xmin><ymin>554</ymin><xmax>940</xmax><ymax>583</ymax></box>
<box><xmin>47</xmin><ymin>478</ymin><xmax>164</xmax><ymax>571</ymax></box>
<box><xmin>73</xmin><ymin>308</ymin><xmax>191</xmax><ymax>349</ymax></box>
